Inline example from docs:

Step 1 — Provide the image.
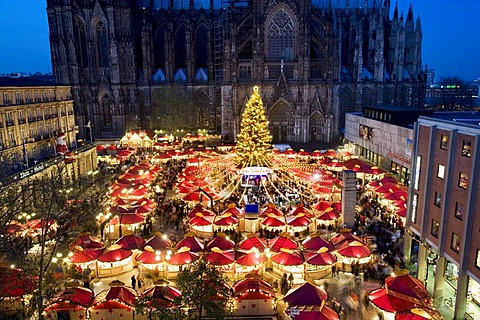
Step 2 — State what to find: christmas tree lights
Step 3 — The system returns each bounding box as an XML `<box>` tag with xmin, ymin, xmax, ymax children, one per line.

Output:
<box><xmin>235</xmin><ymin>86</ymin><xmax>273</xmax><ymax>168</ymax></box>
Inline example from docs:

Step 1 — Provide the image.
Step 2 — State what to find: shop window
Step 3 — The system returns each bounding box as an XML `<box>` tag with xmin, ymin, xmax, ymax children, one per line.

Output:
<box><xmin>462</xmin><ymin>140</ymin><xmax>471</xmax><ymax>158</ymax></box>
<box><xmin>459</xmin><ymin>172</ymin><xmax>468</xmax><ymax>190</ymax></box>
<box><xmin>437</xmin><ymin>164</ymin><xmax>445</xmax><ymax>179</ymax></box>
<box><xmin>455</xmin><ymin>202</ymin><xmax>464</xmax><ymax>220</ymax></box>
<box><xmin>431</xmin><ymin>219</ymin><xmax>440</xmax><ymax>238</ymax></box>
<box><xmin>434</xmin><ymin>191</ymin><xmax>442</xmax><ymax>207</ymax></box>
<box><xmin>451</xmin><ymin>233</ymin><xmax>461</xmax><ymax>253</ymax></box>
<box><xmin>476</xmin><ymin>249</ymin><xmax>480</xmax><ymax>269</ymax></box>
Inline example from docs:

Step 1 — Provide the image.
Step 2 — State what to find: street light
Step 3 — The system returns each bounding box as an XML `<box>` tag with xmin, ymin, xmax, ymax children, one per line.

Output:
<box><xmin>87</xmin><ymin>170</ymin><xmax>99</xmax><ymax>184</ymax></box>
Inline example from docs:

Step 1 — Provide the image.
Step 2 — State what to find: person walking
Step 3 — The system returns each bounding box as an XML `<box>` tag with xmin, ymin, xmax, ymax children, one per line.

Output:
<box><xmin>131</xmin><ymin>275</ymin><xmax>136</xmax><ymax>290</ymax></box>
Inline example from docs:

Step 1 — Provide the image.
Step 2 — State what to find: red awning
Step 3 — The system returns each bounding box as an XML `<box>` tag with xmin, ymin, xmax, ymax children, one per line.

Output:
<box><xmin>0</xmin><ymin>267</ymin><xmax>37</xmax><ymax>297</ymax></box>
<box><xmin>70</xmin><ymin>247</ymin><xmax>103</xmax><ymax>263</ymax></box>
<box><xmin>289</xmin><ymin>305</ymin><xmax>339</xmax><ymax>320</ymax></box>
<box><xmin>189</xmin><ymin>213</ymin><xmax>215</xmax><ymax>226</ymax></box>
<box><xmin>167</xmin><ymin>247</ymin><xmax>200</xmax><ymax>265</ymax></box>
<box><xmin>239</xmin><ymin>236</ymin><xmax>268</xmax><ymax>251</ymax></box>
<box><xmin>369</xmin><ymin>288</ymin><xmax>424</xmax><ymax>313</ymax></box>
<box><xmin>268</xmin><ymin>235</ymin><xmax>299</xmax><ymax>252</ymax></box>
<box><xmin>143</xmin><ymin>233</ymin><xmax>172</xmax><ymax>250</ymax></box>
<box><xmin>141</xmin><ymin>284</ymin><xmax>182</xmax><ymax>308</ymax></box>
<box><xmin>70</xmin><ymin>234</ymin><xmax>104</xmax><ymax>249</ymax></box>
<box><xmin>284</xmin><ymin>282</ymin><xmax>328</xmax><ymax>305</ymax></box>
<box><xmin>395</xmin><ymin>308</ymin><xmax>442</xmax><ymax>320</ymax></box>
<box><xmin>205</xmin><ymin>249</ymin><xmax>235</xmax><ymax>265</ymax></box>
<box><xmin>115</xmin><ymin>234</ymin><xmax>145</xmax><ymax>250</ymax></box>
<box><xmin>232</xmin><ymin>277</ymin><xmax>274</xmax><ymax>298</ymax></box>
<box><xmin>271</xmin><ymin>249</ymin><xmax>304</xmax><ymax>266</ymax></box>
<box><xmin>44</xmin><ymin>287</ymin><xmax>94</xmax><ymax>311</ymax></box>
<box><xmin>92</xmin><ymin>285</ymin><xmax>136</xmax><ymax>310</ymax></box>
<box><xmin>175</xmin><ymin>236</ymin><xmax>204</xmax><ymax>252</ymax></box>
<box><xmin>97</xmin><ymin>245</ymin><xmax>132</xmax><ymax>262</ymax></box>
<box><xmin>205</xmin><ymin>236</ymin><xmax>235</xmax><ymax>251</ymax></box>
<box><xmin>261</xmin><ymin>215</ymin><xmax>286</xmax><ymax>227</ymax></box>
<box><xmin>235</xmin><ymin>250</ymin><xmax>267</xmax><ymax>266</ymax></box>
<box><xmin>337</xmin><ymin>241</ymin><xmax>371</xmax><ymax>259</ymax></box>
<box><xmin>302</xmin><ymin>236</ymin><xmax>334</xmax><ymax>251</ymax></box>
<box><xmin>214</xmin><ymin>213</ymin><xmax>239</xmax><ymax>226</ymax></box>
<box><xmin>304</xmin><ymin>250</ymin><xmax>337</xmax><ymax>266</ymax></box>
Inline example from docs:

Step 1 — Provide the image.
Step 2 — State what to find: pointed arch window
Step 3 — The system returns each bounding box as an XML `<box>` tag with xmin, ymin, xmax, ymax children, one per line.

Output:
<box><xmin>101</xmin><ymin>95</ymin><xmax>112</xmax><ymax>129</ymax></box>
<box><xmin>154</xmin><ymin>25</ymin><xmax>166</xmax><ymax>69</ymax></box>
<box><xmin>195</xmin><ymin>25</ymin><xmax>208</xmax><ymax>69</ymax></box>
<box><xmin>267</xmin><ymin>9</ymin><xmax>295</xmax><ymax>61</ymax></box>
<box><xmin>78</xmin><ymin>23</ymin><xmax>88</xmax><ymax>67</ymax></box>
<box><xmin>96</xmin><ymin>21</ymin><xmax>109</xmax><ymax>68</ymax></box>
<box><xmin>175</xmin><ymin>25</ymin><xmax>187</xmax><ymax>70</ymax></box>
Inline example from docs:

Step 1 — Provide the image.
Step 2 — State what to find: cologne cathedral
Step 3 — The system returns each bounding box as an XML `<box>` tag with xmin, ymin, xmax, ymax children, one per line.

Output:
<box><xmin>46</xmin><ymin>0</ymin><xmax>425</xmax><ymax>143</ymax></box>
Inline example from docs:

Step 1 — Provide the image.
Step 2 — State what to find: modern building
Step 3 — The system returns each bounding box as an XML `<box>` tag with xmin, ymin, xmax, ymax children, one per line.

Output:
<box><xmin>343</xmin><ymin>105</ymin><xmax>432</xmax><ymax>184</ymax></box>
<box><xmin>404</xmin><ymin>113</ymin><xmax>480</xmax><ymax>319</ymax></box>
<box><xmin>46</xmin><ymin>0</ymin><xmax>425</xmax><ymax>143</ymax></box>
<box><xmin>0</xmin><ymin>80</ymin><xmax>97</xmax><ymax>185</ymax></box>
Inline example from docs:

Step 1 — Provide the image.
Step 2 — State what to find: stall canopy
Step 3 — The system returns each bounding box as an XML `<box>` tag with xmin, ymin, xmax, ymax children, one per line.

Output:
<box><xmin>271</xmin><ymin>248</ymin><xmax>304</xmax><ymax>266</ymax></box>
<box><xmin>70</xmin><ymin>233</ymin><xmax>104</xmax><ymax>249</ymax></box>
<box><xmin>205</xmin><ymin>248</ymin><xmax>235</xmax><ymax>265</ymax></box>
<box><xmin>239</xmin><ymin>235</ymin><xmax>268</xmax><ymax>251</ymax></box>
<box><xmin>205</xmin><ymin>235</ymin><xmax>235</xmax><ymax>251</ymax></box>
<box><xmin>289</xmin><ymin>305</ymin><xmax>340</xmax><ymax>320</ymax></box>
<box><xmin>395</xmin><ymin>308</ymin><xmax>443</xmax><ymax>320</ymax></box>
<box><xmin>235</xmin><ymin>250</ymin><xmax>267</xmax><ymax>266</ymax></box>
<box><xmin>302</xmin><ymin>235</ymin><xmax>334</xmax><ymax>251</ymax></box>
<box><xmin>91</xmin><ymin>281</ymin><xmax>137</xmax><ymax>311</ymax></box>
<box><xmin>0</xmin><ymin>266</ymin><xmax>37</xmax><ymax>297</ymax></box>
<box><xmin>97</xmin><ymin>245</ymin><xmax>132</xmax><ymax>262</ymax></box>
<box><xmin>167</xmin><ymin>247</ymin><xmax>200</xmax><ymax>265</ymax></box>
<box><xmin>140</xmin><ymin>282</ymin><xmax>182</xmax><ymax>308</ymax></box>
<box><xmin>115</xmin><ymin>233</ymin><xmax>145</xmax><ymax>250</ymax></box>
<box><xmin>284</xmin><ymin>282</ymin><xmax>328</xmax><ymax>305</ymax></box>
<box><xmin>44</xmin><ymin>286</ymin><xmax>94</xmax><ymax>311</ymax></box>
<box><xmin>268</xmin><ymin>235</ymin><xmax>299</xmax><ymax>252</ymax></box>
<box><xmin>232</xmin><ymin>277</ymin><xmax>275</xmax><ymax>299</ymax></box>
<box><xmin>143</xmin><ymin>232</ymin><xmax>172</xmax><ymax>250</ymax></box>
<box><xmin>175</xmin><ymin>235</ymin><xmax>204</xmax><ymax>252</ymax></box>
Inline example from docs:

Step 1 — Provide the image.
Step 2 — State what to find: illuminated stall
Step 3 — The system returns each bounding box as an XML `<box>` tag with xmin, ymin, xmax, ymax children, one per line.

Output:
<box><xmin>43</xmin><ymin>286</ymin><xmax>94</xmax><ymax>320</ymax></box>
<box><xmin>90</xmin><ymin>281</ymin><xmax>136</xmax><ymax>320</ymax></box>
<box><xmin>96</xmin><ymin>245</ymin><xmax>133</xmax><ymax>277</ymax></box>
<box><xmin>231</xmin><ymin>276</ymin><xmax>276</xmax><ymax>317</ymax></box>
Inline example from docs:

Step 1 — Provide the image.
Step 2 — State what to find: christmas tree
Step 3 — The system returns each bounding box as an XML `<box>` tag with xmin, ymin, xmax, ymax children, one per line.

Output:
<box><xmin>235</xmin><ymin>86</ymin><xmax>272</xmax><ymax>168</ymax></box>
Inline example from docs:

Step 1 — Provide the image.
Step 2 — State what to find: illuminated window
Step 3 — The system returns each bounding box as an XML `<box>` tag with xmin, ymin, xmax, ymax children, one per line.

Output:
<box><xmin>462</xmin><ymin>140</ymin><xmax>471</xmax><ymax>158</ymax></box>
<box><xmin>454</xmin><ymin>202</ymin><xmax>464</xmax><ymax>220</ymax></box>
<box><xmin>451</xmin><ymin>233</ymin><xmax>461</xmax><ymax>253</ymax></box>
<box><xmin>458</xmin><ymin>172</ymin><xmax>468</xmax><ymax>190</ymax></box>
<box><xmin>440</xmin><ymin>134</ymin><xmax>448</xmax><ymax>150</ymax></box>
<box><xmin>476</xmin><ymin>249</ymin><xmax>480</xmax><ymax>269</ymax></box>
<box><xmin>411</xmin><ymin>194</ymin><xmax>418</xmax><ymax>223</ymax></box>
<box><xmin>437</xmin><ymin>164</ymin><xmax>445</xmax><ymax>179</ymax></box>
<box><xmin>434</xmin><ymin>191</ymin><xmax>442</xmax><ymax>207</ymax></box>
<box><xmin>431</xmin><ymin>219</ymin><xmax>440</xmax><ymax>238</ymax></box>
<box><xmin>414</xmin><ymin>156</ymin><xmax>421</xmax><ymax>190</ymax></box>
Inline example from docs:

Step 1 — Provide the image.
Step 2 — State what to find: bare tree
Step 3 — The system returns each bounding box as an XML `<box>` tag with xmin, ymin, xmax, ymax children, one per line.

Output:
<box><xmin>0</xmin><ymin>163</ymin><xmax>102</xmax><ymax>319</ymax></box>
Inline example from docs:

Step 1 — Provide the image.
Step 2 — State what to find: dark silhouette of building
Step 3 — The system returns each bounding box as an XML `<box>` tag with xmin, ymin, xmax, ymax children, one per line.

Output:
<box><xmin>46</xmin><ymin>0</ymin><xmax>425</xmax><ymax>142</ymax></box>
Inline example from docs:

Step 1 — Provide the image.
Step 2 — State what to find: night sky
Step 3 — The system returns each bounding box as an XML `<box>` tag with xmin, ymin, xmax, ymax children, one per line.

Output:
<box><xmin>0</xmin><ymin>0</ymin><xmax>479</xmax><ymax>81</ymax></box>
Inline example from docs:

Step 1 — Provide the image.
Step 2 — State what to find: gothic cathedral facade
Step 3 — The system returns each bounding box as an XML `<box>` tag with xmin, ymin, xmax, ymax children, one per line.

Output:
<box><xmin>46</xmin><ymin>0</ymin><xmax>425</xmax><ymax>143</ymax></box>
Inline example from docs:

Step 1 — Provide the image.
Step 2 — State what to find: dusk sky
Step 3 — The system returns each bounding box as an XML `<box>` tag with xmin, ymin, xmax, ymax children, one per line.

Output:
<box><xmin>0</xmin><ymin>0</ymin><xmax>479</xmax><ymax>81</ymax></box>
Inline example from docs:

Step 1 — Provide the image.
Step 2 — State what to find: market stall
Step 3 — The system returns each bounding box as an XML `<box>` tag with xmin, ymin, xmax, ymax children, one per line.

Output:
<box><xmin>43</xmin><ymin>286</ymin><xmax>94</xmax><ymax>320</ymax></box>
<box><xmin>90</xmin><ymin>281</ymin><xmax>136</xmax><ymax>320</ymax></box>
<box><xmin>96</xmin><ymin>245</ymin><xmax>133</xmax><ymax>277</ymax></box>
<box><xmin>231</xmin><ymin>276</ymin><xmax>276</xmax><ymax>317</ymax></box>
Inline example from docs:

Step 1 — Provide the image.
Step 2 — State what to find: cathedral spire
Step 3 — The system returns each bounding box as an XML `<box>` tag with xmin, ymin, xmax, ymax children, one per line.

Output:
<box><xmin>393</xmin><ymin>1</ymin><xmax>398</xmax><ymax>19</ymax></box>
<box><xmin>407</xmin><ymin>3</ymin><xmax>413</xmax><ymax>21</ymax></box>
